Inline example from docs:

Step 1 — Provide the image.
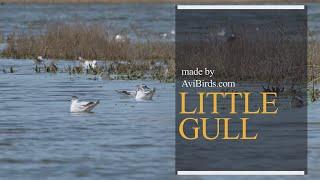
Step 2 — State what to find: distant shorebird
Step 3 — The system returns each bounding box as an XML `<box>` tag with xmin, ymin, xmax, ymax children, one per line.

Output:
<box><xmin>34</xmin><ymin>56</ymin><xmax>44</xmax><ymax>64</ymax></box>
<box><xmin>227</xmin><ymin>33</ymin><xmax>236</xmax><ymax>42</ymax></box>
<box><xmin>78</xmin><ymin>56</ymin><xmax>83</xmax><ymax>61</ymax></box>
<box><xmin>83</xmin><ymin>60</ymin><xmax>97</xmax><ymax>70</ymax></box>
<box><xmin>115</xmin><ymin>34</ymin><xmax>126</xmax><ymax>42</ymax></box>
<box><xmin>78</xmin><ymin>56</ymin><xmax>97</xmax><ymax>70</ymax></box>
<box><xmin>217</xmin><ymin>29</ymin><xmax>226</xmax><ymax>37</ymax></box>
<box><xmin>70</xmin><ymin>96</ymin><xmax>100</xmax><ymax>113</ymax></box>
<box><xmin>170</xmin><ymin>30</ymin><xmax>175</xmax><ymax>35</ymax></box>
<box><xmin>160</xmin><ymin>33</ymin><xmax>168</xmax><ymax>39</ymax></box>
<box><xmin>116</xmin><ymin>84</ymin><xmax>156</xmax><ymax>100</ymax></box>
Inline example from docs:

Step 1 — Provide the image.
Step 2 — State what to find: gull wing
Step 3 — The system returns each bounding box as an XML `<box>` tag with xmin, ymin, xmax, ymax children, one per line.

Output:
<box><xmin>116</xmin><ymin>90</ymin><xmax>136</xmax><ymax>96</ymax></box>
<box><xmin>80</xmin><ymin>100</ymin><xmax>99</xmax><ymax>112</ymax></box>
<box><xmin>79</xmin><ymin>101</ymin><xmax>92</xmax><ymax>107</ymax></box>
<box><xmin>81</xmin><ymin>102</ymin><xmax>94</xmax><ymax>107</ymax></box>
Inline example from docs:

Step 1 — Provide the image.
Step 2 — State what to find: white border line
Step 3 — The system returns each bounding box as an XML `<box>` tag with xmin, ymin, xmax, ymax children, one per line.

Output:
<box><xmin>177</xmin><ymin>5</ymin><xmax>305</xmax><ymax>10</ymax></box>
<box><xmin>177</xmin><ymin>171</ymin><xmax>305</xmax><ymax>175</ymax></box>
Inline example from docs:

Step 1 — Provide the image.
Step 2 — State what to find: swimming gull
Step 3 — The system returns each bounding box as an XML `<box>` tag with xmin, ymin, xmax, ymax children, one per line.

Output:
<box><xmin>116</xmin><ymin>84</ymin><xmax>156</xmax><ymax>100</ymax></box>
<box><xmin>70</xmin><ymin>96</ymin><xmax>100</xmax><ymax>113</ymax></box>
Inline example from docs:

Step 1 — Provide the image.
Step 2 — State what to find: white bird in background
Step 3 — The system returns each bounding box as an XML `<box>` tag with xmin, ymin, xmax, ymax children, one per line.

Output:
<box><xmin>170</xmin><ymin>30</ymin><xmax>175</xmax><ymax>35</ymax></box>
<box><xmin>227</xmin><ymin>33</ymin><xmax>236</xmax><ymax>42</ymax></box>
<box><xmin>34</xmin><ymin>56</ymin><xmax>44</xmax><ymax>64</ymax></box>
<box><xmin>116</xmin><ymin>84</ymin><xmax>156</xmax><ymax>100</ymax></box>
<box><xmin>115</xmin><ymin>34</ymin><xmax>126</xmax><ymax>42</ymax></box>
<box><xmin>217</xmin><ymin>29</ymin><xmax>226</xmax><ymax>37</ymax></box>
<box><xmin>70</xmin><ymin>96</ymin><xmax>100</xmax><ymax>113</ymax></box>
<box><xmin>160</xmin><ymin>33</ymin><xmax>168</xmax><ymax>39</ymax></box>
<box><xmin>83</xmin><ymin>60</ymin><xmax>97</xmax><ymax>70</ymax></box>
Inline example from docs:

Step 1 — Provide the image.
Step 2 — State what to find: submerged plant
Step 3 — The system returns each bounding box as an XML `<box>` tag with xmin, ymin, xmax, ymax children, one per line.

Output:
<box><xmin>9</xmin><ymin>66</ymin><xmax>14</xmax><ymax>73</ymax></box>
<box><xmin>2</xmin><ymin>66</ymin><xmax>15</xmax><ymax>73</ymax></box>
<box><xmin>34</xmin><ymin>65</ymin><xmax>41</xmax><ymax>73</ymax></box>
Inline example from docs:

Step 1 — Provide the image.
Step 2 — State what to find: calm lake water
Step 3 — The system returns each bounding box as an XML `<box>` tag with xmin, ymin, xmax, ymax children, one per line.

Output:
<box><xmin>0</xmin><ymin>59</ymin><xmax>176</xmax><ymax>179</ymax></box>
<box><xmin>0</xmin><ymin>59</ymin><xmax>320</xmax><ymax>180</ymax></box>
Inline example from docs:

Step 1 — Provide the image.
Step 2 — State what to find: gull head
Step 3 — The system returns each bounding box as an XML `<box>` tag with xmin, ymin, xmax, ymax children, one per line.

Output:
<box><xmin>71</xmin><ymin>96</ymin><xmax>79</xmax><ymax>102</ymax></box>
<box><xmin>136</xmin><ymin>84</ymin><xmax>152</xmax><ymax>92</ymax></box>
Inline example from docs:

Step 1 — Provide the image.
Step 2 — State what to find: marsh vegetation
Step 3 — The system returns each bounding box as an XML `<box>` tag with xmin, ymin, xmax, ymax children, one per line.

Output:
<box><xmin>0</xmin><ymin>23</ymin><xmax>175</xmax><ymax>82</ymax></box>
<box><xmin>1</xmin><ymin>23</ymin><xmax>174</xmax><ymax>61</ymax></box>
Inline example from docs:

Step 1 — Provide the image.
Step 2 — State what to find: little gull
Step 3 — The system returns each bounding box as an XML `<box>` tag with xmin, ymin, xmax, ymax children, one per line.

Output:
<box><xmin>227</xmin><ymin>33</ymin><xmax>236</xmax><ymax>42</ymax></box>
<box><xmin>78</xmin><ymin>56</ymin><xmax>83</xmax><ymax>61</ymax></box>
<box><xmin>217</xmin><ymin>29</ymin><xmax>226</xmax><ymax>37</ymax></box>
<box><xmin>116</xmin><ymin>84</ymin><xmax>156</xmax><ymax>100</ymax></box>
<box><xmin>83</xmin><ymin>60</ymin><xmax>97</xmax><ymax>70</ymax></box>
<box><xmin>70</xmin><ymin>96</ymin><xmax>100</xmax><ymax>113</ymax></box>
<box><xmin>115</xmin><ymin>34</ymin><xmax>127</xmax><ymax>42</ymax></box>
<box><xmin>34</xmin><ymin>56</ymin><xmax>44</xmax><ymax>64</ymax></box>
<box><xmin>160</xmin><ymin>33</ymin><xmax>168</xmax><ymax>39</ymax></box>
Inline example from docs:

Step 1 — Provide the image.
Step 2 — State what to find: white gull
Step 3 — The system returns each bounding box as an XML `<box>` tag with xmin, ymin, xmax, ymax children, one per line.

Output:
<box><xmin>70</xmin><ymin>96</ymin><xmax>100</xmax><ymax>113</ymax></box>
<box><xmin>116</xmin><ymin>84</ymin><xmax>156</xmax><ymax>100</ymax></box>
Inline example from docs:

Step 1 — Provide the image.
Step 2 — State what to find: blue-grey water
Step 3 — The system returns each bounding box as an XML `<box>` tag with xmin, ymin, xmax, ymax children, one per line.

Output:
<box><xmin>0</xmin><ymin>59</ymin><xmax>176</xmax><ymax>180</ymax></box>
<box><xmin>0</xmin><ymin>59</ymin><xmax>319</xmax><ymax>180</ymax></box>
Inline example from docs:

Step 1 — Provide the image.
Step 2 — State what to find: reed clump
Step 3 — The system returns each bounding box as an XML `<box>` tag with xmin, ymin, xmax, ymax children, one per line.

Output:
<box><xmin>2</xmin><ymin>66</ymin><xmax>15</xmax><ymax>73</ymax></box>
<box><xmin>32</xmin><ymin>59</ymin><xmax>175</xmax><ymax>82</ymax></box>
<box><xmin>33</xmin><ymin>62</ymin><xmax>58</xmax><ymax>73</ymax></box>
<box><xmin>1</xmin><ymin>23</ymin><xmax>174</xmax><ymax>62</ymax></box>
<box><xmin>177</xmin><ymin>23</ymin><xmax>307</xmax><ymax>85</ymax></box>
